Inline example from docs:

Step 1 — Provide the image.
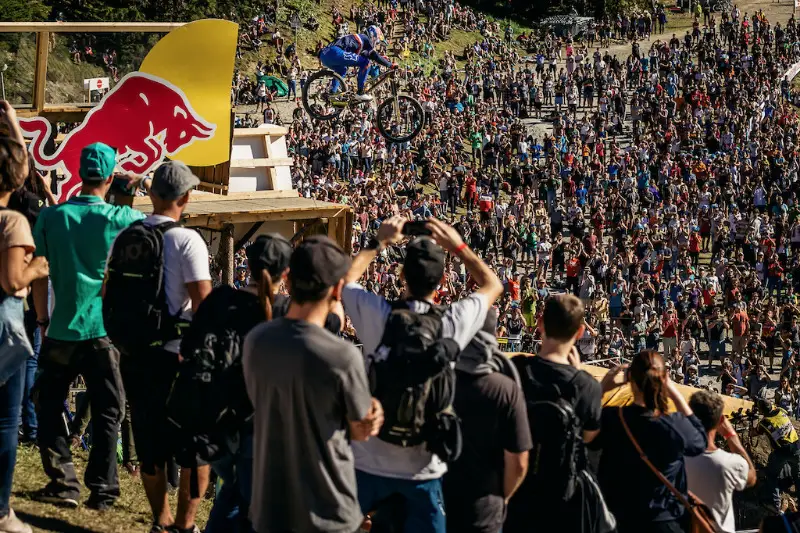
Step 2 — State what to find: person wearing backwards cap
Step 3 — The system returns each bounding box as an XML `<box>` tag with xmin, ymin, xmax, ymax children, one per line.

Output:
<box><xmin>30</xmin><ymin>142</ymin><xmax>150</xmax><ymax>510</ymax></box>
<box><xmin>205</xmin><ymin>233</ymin><xmax>345</xmax><ymax>533</ymax></box>
<box><xmin>342</xmin><ymin>215</ymin><xmax>504</xmax><ymax>533</ymax></box>
<box><xmin>106</xmin><ymin>160</ymin><xmax>211</xmax><ymax>533</ymax></box>
<box><xmin>244</xmin><ymin>235</ymin><xmax>383</xmax><ymax>533</ymax></box>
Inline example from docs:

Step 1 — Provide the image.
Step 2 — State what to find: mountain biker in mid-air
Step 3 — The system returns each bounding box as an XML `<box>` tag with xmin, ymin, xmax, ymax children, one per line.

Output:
<box><xmin>319</xmin><ymin>25</ymin><xmax>393</xmax><ymax>102</ymax></box>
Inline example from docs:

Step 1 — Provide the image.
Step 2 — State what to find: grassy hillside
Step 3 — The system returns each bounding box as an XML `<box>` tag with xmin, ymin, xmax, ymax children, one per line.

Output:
<box><xmin>0</xmin><ymin>35</ymin><xmax>106</xmax><ymax>105</ymax></box>
<box><xmin>0</xmin><ymin>0</ymin><xmax>535</xmax><ymax>107</ymax></box>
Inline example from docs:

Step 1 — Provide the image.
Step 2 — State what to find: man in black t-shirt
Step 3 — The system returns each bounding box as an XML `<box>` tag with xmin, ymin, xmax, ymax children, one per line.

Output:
<box><xmin>506</xmin><ymin>294</ymin><xmax>603</xmax><ymax>533</ymax></box>
<box><xmin>443</xmin><ymin>310</ymin><xmax>532</xmax><ymax>533</ymax></box>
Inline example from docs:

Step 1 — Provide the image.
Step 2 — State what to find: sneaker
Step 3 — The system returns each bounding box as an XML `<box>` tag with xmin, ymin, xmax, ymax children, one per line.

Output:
<box><xmin>85</xmin><ymin>496</ymin><xmax>112</xmax><ymax>511</ymax></box>
<box><xmin>167</xmin><ymin>526</ymin><xmax>200</xmax><ymax>533</ymax></box>
<box><xmin>0</xmin><ymin>509</ymin><xmax>32</xmax><ymax>533</ymax></box>
<box><xmin>31</xmin><ymin>488</ymin><xmax>79</xmax><ymax>508</ymax></box>
<box><xmin>123</xmin><ymin>462</ymin><xmax>140</xmax><ymax>478</ymax></box>
<box><xmin>353</xmin><ymin>92</ymin><xmax>373</xmax><ymax>102</ymax></box>
<box><xmin>149</xmin><ymin>525</ymin><xmax>171</xmax><ymax>533</ymax></box>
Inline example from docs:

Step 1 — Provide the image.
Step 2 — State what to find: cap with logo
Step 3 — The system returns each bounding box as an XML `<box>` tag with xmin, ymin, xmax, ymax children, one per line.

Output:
<box><xmin>246</xmin><ymin>233</ymin><xmax>293</xmax><ymax>279</ymax></box>
<box><xmin>151</xmin><ymin>161</ymin><xmax>200</xmax><ymax>200</ymax></box>
<box><xmin>289</xmin><ymin>235</ymin><xmax>352</xmax><ymax>293</ymax></box>
<box><xmin>80</xmin><ymin>142</ymin><xmax>117</xmax><ymax>182</ymax></box>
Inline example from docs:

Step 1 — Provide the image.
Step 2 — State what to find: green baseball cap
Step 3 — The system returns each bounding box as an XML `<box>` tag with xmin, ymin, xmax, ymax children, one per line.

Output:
<box><xmin>79</xmin><ymin>142</ymin><xmax>117</xmax><ymax>182</ymax></box>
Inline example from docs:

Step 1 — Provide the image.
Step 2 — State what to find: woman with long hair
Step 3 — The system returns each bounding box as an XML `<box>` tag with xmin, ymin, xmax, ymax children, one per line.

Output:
<box><xmin>593</xmin><ymin>350</ymin><xmax>707</xmax><ymax>533</ymax></box>
<box><xmin>0</xmin><ymin>102</ymin><xmax>50</xmax><ymax>533</ymax></box>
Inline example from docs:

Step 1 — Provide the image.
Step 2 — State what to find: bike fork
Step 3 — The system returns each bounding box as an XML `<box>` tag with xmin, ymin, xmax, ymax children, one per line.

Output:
<box><xmin>391</xmin><ymin>78</ymin><xmax>401</xmax><ymax>123</ymax></box>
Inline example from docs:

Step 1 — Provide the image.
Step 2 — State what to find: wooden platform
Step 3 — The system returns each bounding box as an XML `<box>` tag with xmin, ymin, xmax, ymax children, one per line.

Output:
<box><xmin>134</xmin><ymin>192</ymin><xmax>350</xmax><ymax>231</ymax></box>
<box><xmin>133</xmin><ymin>191</ymin><xmax>353</xmax><ymax>284</ymax></box>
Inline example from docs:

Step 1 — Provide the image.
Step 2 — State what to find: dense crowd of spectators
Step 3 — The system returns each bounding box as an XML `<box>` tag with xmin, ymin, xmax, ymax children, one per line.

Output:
<box><xmin>5</xmin><ymin>1</ymin><xmax>800</xmax><ymax>533</ymax></box>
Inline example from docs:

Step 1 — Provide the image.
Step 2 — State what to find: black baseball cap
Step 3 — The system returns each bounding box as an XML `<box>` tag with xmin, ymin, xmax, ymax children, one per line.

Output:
<box><xmin>404</xmin><ymin>237</ymin><xmax>445</xmax><ymax>288</ymax></box>
<box><xmin>246</xmin><ymin>233</ymin><xmax>292</xmax><ymax>279</ymax></box>
<box><xmin>289</xmin><ymin>235</ymin><xmax>352</xmax><ymax>292</ymax></box>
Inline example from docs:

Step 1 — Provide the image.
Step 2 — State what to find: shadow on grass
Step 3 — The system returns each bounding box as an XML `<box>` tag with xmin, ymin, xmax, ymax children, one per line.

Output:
<box><xmin>14</xmin><ymin>509</ymin><xmax>102</xmax><ymax>533</ymax></box>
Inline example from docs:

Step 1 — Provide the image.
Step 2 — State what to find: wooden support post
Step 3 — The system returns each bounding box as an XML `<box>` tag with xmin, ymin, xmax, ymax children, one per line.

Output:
<box><xmin>33</xmin><ymin>31</ymin><xmax>50</xmax><ymax>113</ymax></box>
<box><xmin>343</xmin><ymin>209</ymin><xmax>354</xmax><ymax>253</ymax></box>
<box><xmin>327</xmin><ymin>216</ymin><xmax>341</xmax><ymax>246</ymax></box>
<box><xmin>261</xmin><ymin>133</ymin><xmax>278</xmax><ymax>190</ymax></box>
<box><xmin>219</xmin><ymin>224</ymin><xmax>235</xmax><ymax>286</ymax></box>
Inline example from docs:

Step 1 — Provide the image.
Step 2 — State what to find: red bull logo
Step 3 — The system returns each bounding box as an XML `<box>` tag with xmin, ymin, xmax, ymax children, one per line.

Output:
<box><xmin>19</xmin><ymin>72</ymin><xmax>216</xmax><ymax>201</ymax></box>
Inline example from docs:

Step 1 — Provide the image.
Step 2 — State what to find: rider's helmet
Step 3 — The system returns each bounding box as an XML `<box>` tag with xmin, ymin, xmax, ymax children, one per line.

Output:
<box><xmin>366</xmin><ymin>25</ymin><xmax>386</xmax><ymax>46</ymax></box>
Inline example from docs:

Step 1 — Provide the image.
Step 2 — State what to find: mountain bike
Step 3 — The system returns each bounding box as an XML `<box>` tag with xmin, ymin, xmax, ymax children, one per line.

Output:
<box><xmin>302</xmin><ymin>66</ymin><xmax>425</xmax><ymax>143</ymax></box>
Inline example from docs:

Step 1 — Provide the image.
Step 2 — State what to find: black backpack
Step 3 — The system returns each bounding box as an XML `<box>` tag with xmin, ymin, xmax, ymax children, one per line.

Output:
<box><xmin>368</xmin><ymin>301</ymin><xmax>462</xmax><ymax>461</ymax></box>
<box><xmin>515</xmin><ymin>357</ymin><xmax>583</xmax><ymax>502</ymax></box>
<box><xmin>165</xmin><ymin>285</ymin><xmax>267</xmax><ymax>461</ymax></box>
<box><xmin>103</xmin><ymin>220</ymin><xmax>181</xmax><ymax>354</ymax></box>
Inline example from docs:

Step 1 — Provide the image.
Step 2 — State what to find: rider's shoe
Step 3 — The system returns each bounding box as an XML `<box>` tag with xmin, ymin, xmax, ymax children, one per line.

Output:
<box><xmin>353</xmin><ymin>92</ymin><xmax>373</xmax><ymax>102</ymax></box>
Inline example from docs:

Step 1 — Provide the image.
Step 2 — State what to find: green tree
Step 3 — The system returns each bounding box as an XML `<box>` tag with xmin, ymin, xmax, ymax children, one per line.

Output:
<box><xmin>0</xmin><ymin>0</ymin><xmax>49</xmax><ymax>21</ymax></box>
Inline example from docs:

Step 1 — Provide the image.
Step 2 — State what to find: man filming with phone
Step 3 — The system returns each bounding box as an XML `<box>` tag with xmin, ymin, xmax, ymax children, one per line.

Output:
<box><xmin>342</xmin><ymin>215</ymin><xmax>503</xmax><ymax>533</ymax></box>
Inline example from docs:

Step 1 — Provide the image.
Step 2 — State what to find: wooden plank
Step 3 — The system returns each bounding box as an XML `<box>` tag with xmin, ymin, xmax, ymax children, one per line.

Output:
<box><xmin>33</xmin><ymin>31</ymin><xmax>49</xmax><ymax>113</ymax></box>
<box><xmin>233</xmin><ymin>126</ymin><xmax>289</xmax><ymax>137</ymax></box>
<box><xmin>0</xmin><ymin>22</ymin><xmax>184</xmax><ymax>33</ymax></box>
<box><xmin>199</xmin><ymin>180</ymin><xmax>229</xmax><ymax>191</ymax></box>
<box><xmin>262</xmin><ymin>134</ymin><xmax>278</xmax><ymax>190</ymax></box>
<box><xmin>327</xmin><ymin>216</ymin><xmax>340</xmax><ymax>243</ymax></box>
<box><xmin>229</xmin><ymin>157</ymin><xmax>293</xmax><ymax>169</ymax></box>
<box><xmin>343</xmin><ymin>209</ymin><xmax>354</xmax><ymax>253</ymax></box>
<box><xmin>185</xmin><ymin>208</ymin><xmax>348</xmax><ymax>229</ymax></box>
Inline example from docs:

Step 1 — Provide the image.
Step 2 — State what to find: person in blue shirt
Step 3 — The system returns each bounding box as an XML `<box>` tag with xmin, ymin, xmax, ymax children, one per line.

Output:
<box><xmin>319</xmin><ymin>25</ymin><xmax>393</xmax><ymax>102</ymax></box>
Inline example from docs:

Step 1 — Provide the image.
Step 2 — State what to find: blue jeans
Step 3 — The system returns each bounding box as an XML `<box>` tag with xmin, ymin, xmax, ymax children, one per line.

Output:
<box><xmin>22</xmin><ymin>311</ymin><xmax>40</xmax><ymax>440</ymax></box>
<box><xmin>0</xmin><ymin>297</ymin><xmax>32</xmax><ymax>517</ymax></box>
<box><xmin>206</xmin><ymin>433</ymin><xmax>254</xmax><ymax>533</ymax></box>
<box><xmin>356</xmin><ymin>470</ymin><xmax>446</xmax><ymax>533</ymax></box>
<box><xmin>319</xmin><ymin>46</ymin><xmax>370</xmax><ymax>92</ymax></box>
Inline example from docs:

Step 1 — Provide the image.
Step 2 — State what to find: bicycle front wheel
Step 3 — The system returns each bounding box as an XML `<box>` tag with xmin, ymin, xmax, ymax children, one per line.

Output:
<box><xmin>302</xmin><ymin>69</ymin><xmax>349</xmax><ymax>121</ymax></box>
<box><xmin>376</xmin><ymin>95</ymin><xmax>425</xmax><ymax>143</ymax></box>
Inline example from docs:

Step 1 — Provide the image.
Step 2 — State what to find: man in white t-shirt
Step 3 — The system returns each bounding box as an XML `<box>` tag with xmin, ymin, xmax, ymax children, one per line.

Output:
<box><xmin>686</xmin><ymin>390</ymin><xmax>756</xmax><ymax>533</ymax></box>
<box><xmin>111</xmin><ymin>161</ymin><xmax>212</xmax><ymax>533</ymax></box>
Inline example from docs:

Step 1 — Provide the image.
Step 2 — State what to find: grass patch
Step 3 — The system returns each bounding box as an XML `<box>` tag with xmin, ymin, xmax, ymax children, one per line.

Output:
<box><xmin>11</xmin><ymin>445</ymin><xmax>212</xmax><ymax>533</ymax></box>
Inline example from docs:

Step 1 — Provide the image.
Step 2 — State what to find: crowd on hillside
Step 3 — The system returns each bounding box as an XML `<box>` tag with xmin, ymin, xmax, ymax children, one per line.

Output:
<box><xmin>283</xmin><ymin>3</ymin><xmax>800</xmax><ymax>406</ymax></box>
<box><xmin>4</xmin><ymin>2</ymin><xmax>800</xmax><ymax>533</ymax></box>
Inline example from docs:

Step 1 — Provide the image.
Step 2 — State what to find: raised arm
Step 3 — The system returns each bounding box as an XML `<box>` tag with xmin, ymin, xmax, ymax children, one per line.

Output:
<box><xmin>345</xmin><ymin>214</ymin><xmax>406</xmax><ymax>285</ymax></box>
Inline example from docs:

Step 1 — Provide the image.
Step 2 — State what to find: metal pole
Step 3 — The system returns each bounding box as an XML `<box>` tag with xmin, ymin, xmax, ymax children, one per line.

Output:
<box><xmin>1</xmin><ymin>71</ymin><xmax>5</xmax><ymax>101</ymax></box>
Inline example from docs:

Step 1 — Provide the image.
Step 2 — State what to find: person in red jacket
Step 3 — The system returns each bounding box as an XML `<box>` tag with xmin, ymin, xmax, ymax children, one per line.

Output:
<box><xmin>688</xmin><ymin>230</ymin><xmax>701</xmax><ymax>267</ymax></box>
<box><xmin>731</xmin><ymin>305</ymin><xmax>749</xmax><ymax>356</ymax></box>
<box><xmin>661</xmin><ymin>307</ymin><xmax>680</xmax><ymax>357</ymax></box>
<box><xmin>565</xmin><ymin>253</ymin><xmax>581</xmax><ymax>296</ymax></box>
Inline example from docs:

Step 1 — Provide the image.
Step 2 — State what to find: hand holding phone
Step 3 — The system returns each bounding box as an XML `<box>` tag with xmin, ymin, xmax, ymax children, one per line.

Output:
<box><xmin>403</xmin><ymin>220</ymin><xmax>433</xmax><ymax>237</ymax></box>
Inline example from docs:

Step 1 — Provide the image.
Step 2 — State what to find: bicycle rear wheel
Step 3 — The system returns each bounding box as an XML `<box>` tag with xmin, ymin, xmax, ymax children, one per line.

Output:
<box><xmin>302</xmin><ymin>69</ymin><xmax>349</xmax><ymax>121</ymax></box>
<box><xmin>376</xmin><ymin>95</ymin><xmax>425</xmax><ymax>143</ymax></box>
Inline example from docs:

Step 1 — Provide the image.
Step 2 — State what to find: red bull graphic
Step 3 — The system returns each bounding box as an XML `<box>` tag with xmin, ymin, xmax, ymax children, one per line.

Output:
<box><xmin>20</xmin><ymin>72</ymin><xmax>216</xmax><ymax>201</ymax></box>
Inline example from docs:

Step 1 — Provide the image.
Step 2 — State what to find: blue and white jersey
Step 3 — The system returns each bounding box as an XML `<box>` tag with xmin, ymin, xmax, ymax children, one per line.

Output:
<box><xmin>331</xmin><ymin>33</ymin><xmax>374</xmax><ymax>55</ymax></box>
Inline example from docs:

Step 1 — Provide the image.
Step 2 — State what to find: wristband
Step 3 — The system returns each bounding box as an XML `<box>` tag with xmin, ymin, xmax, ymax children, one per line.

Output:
<box><xmin>722</xmin><ymin>431</ymin><xmax>737</xmax><ymax>440</ymax></box>
<box><xmin>455</xmin><ymin>242</ymin><xmax>469</xmax><ymax>254</ymax></box>
<box><xmin>37</xmin><ymin>318</ymin><xmax>50</xmax><ymax>327</ymax></box>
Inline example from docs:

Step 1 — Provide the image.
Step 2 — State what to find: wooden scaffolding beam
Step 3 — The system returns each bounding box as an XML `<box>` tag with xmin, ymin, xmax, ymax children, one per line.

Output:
<box><xmin>0</xmin><ymin>22</ymin><xmax>186</xmax><ymax>116</ymax></box>
<box><xmin>0</xmin><ymin>22</ymin><xmax>184</xmax><ymax>32</ymax></box>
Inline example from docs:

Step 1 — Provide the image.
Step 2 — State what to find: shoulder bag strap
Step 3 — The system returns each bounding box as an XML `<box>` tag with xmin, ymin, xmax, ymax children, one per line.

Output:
<box><xmin>783</xmin><ymin>513</ymin><xmax>794</xmax><ymax>533</ymax></box>
<box><xmin>617</xmin><ymin>406</ymin><xmax>694</xmax><ymax>511</ymax></box>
